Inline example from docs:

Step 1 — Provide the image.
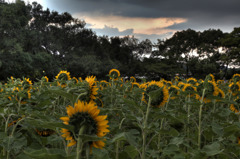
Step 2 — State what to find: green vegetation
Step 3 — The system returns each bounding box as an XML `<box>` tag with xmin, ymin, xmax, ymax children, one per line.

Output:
<box><xmin>1</xmin><ymin>71</ymin><xmax>240</xmax><ymax>159</ymax></box>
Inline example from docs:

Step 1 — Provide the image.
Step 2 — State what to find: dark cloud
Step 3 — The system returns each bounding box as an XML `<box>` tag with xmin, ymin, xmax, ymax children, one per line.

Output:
<box><xmin>45</xmin><ymin>0</ymin><xmax>240</xmax><ymax>19</ymax></box>
<box><xmin>42</xmin><ymin>0</ymin><xmax>240</xmax><ymax>40</ymax></box>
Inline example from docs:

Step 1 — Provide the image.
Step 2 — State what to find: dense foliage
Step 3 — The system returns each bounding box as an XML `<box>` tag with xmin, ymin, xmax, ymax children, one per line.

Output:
<box><xmin>1</xmin><ymin>70</ymin><xmax>240</xmax><ymax>159</ymax></box>
<box><xmin>0</xmin><ymin>0</ymin><xmax>240</xmax><ymax>81</ymax></box>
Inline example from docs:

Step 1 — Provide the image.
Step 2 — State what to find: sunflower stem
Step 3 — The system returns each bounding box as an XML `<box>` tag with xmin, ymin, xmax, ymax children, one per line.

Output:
<box><xmin>76</xmin><ymin>125</ymin><xmax>85</xmax><ymax>159</ymax></box>
<box><xmin>75</xmin><ymin>92</ymin><xmax>87</xmax><ymax>105</ymax></box>
<box><xmin>86</xmin><ymin>143</ymin><xmax>90</xmax><ymax>159</ymax></box>
<box><xmin>142</xmin><ymin>96</ymin><xmax>151</xmax><ymax>159</ymax></box>
<box><xmin>198</xmin><ymin>88</ymin><xmax>206</xmax><ymax>150</ymax></box>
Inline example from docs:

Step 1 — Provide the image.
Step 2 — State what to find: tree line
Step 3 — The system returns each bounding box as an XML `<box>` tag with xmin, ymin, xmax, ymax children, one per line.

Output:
<box><xmin>0</xmin><ymin>0</ymin><xmax>239</xmax><ymax>81</ymax></box>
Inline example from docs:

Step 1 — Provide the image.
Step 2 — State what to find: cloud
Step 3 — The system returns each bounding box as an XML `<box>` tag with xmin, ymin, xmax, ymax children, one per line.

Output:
<box><xmin>74</xmin><ymin>13</ymin><xmax>187</xmax><ymax>35</ymax></box>
<box><xmin>31</xmin><ymin>0</ymin><xmax>240</xmax><ymax>40</ymax></box>
<box><xmin>92</xmin><ymin>25</ymin><xmax>134</xmax><ymax>37</ymax></box>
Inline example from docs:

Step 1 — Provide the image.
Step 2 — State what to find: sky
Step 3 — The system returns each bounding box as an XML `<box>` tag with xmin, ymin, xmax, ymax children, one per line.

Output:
<box><xmin>20</xmin><ymin>0</ymin><xmax>240</xmax><ymax>42</ymax></box>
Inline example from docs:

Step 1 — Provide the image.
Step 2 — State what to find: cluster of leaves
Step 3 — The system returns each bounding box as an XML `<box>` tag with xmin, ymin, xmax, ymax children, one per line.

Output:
<box><xmin>1</xmin><ymin>1</ymin><xmax>240</xmax><ymax>81</ymax></box>
<box><xmin>1</xmin><ymin>70</ymin><xmax>240</xmax><ymax>158</ymax></box>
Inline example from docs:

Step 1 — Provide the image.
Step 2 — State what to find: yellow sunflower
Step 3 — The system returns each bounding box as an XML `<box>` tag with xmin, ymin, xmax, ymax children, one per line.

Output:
<box><xmin>80</xmin><ymin>76</ymin><xmax>98</xmax><ymax>102</ymax></box>
<box><xmin>55</xmin><ymin>70</ymin><xmax>71</xmax><ymax>81</ymax></box>
<box><xmin>22</xmin><ymin>78</ymin><xmax>33</xmax><ymax>90</ymax></box>
<box><xmin>207</xmin><ymin>81</ymin><xmax>219</xmax><ymax>96</ymax></box>
<box><xmin>109</xmin><ymin>69</ymin><xmax>120</xmax><ymax>80</ymax></box>
<box><xmin>182</xmin><ymin>83</ymin><xmax>197</xmax><ymax>92</ymax></box>
<box><xmin>60</xmin><ymin>100</ymin><xmax>109</xmax><ymax>149</ymax></box>
<box><xmin>142</xmin><ymin>81</ymin><xmax>169</xmax><ymax>107</ymax></box>
<box><xmin>217</xmin><ymin>80</ymin><xmax>224</xmax><ymax>85</ymax></box>
<box><xmin>229</xmin><ymin>82</ymin><xmax>240</xmax><ymax>96</ymax></box>
<box><xmin>130</xmin><ymin>76</ymin><xmax>136</xmax><ymax>83</ymax></box>
<box><xmin>232</xmin><ymin>73</ymin><xmax>240</xmax><ymax>82</ymax></box>
<box><xmin>230</xmin><ymin>97</ymin><xmax>240</xmax><ymax>114</ymax></box>
<box><xmin>187</xmin><ymin>77</ymin><xmax>198</xmax><ymax>85</ymax></box>
<box><xmin>169</xmin><ymin>85</ymin><xmax>180</xmax><ymax>100</ymax></box>
<box><xmin>72</xmin><ymin>77</ymin><xmax>78</xmax><ymax>84</ymax></box>
<box><xmin>131</xmin><ymin>82</ymin><xmax>140</xmax><ymax>89</ymax></box>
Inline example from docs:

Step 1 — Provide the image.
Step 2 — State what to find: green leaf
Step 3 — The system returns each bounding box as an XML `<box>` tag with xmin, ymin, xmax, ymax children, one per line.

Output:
<box><xmin>91</xmin><ymin>148</ymin><xmax>110</xmax><ymax>159</ymax></box>
<box><xmin>24</xmin><ymin>148</ymin><xmax>74</xmax><ymax>159</ymax></box>
<box><xmin>169</xmin><ymin>137</ymin><xmax>184</xmax><ymax>146</ymax></box>
<box><xmin>111</xmin><ymin>130</ymin><xmax>139</xmax><ymax>147</ymax></box>
<box><xmin>124</xmin><ymin>145</ymin><xmax>139</xmax><ymax>159</ymax></box>
<box><xmin>202</xmin><ymin>142</ymin><xmax>223</xmax><ymax>156</ymax></box>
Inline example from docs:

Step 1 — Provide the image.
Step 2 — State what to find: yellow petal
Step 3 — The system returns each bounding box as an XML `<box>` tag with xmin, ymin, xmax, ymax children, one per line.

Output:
<box><xmin>60</xmin><ymin>117</ymin><xmax>69</xmax><ymax>122</ymax></box>
<box><xmin>67</xmin><ymin>140</ymin><xmax>76</xmax><ymax>147</ymax></box>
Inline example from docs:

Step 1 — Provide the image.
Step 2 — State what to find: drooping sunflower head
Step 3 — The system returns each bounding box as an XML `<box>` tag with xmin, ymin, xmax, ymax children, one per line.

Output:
<box><xmin>130</xmin><ymin>76</ymin><xmax>136</xmax><ymax>83</ymax></box>
<box><xmin>182</xmin><ymin>83</ymin><xmax>197</xmax><ymax>92</ymax></box>
<box><xmin>79</xmin><ymin>76</ymin><xmax>98</xmax><ymax>102</ymax></box>
<box><xmin>229</xmin><ymin>97</ymin><xmax>240</xmax><ymax>114</ymax></box>
<box><xmin>216</xmin><ymin>88</ymin><xmax>225</xmax><ymax>101</ymax></box>
<box><xmin>131</xmin><ymin>82</ymin><xmax>140</xmax><ymax>90</ymax></box>
<box><xmin>41</xmin><ymin>76</ymin><xmax>49</xmax><ymax>83</ymax></box>
<box><xmin>109</xmin><ymin>69</ymin><xmax>120</xmax><ymax>80</ymax></box>
<box><xmin>205</xmin><ymin>74</ymin><xmax>215</xmax><ymax>82</ymax></box>
<box><xmin>169</xmin><ymin>85</ymin><xmax>180</xmax><ymax>99</ymax></box>
<box><xmin>217</xmin><ymin>80</ymin><xmax>224</xmax><ymax>85</ymax></box>
<box><xmin>187</xmin><ymin>77</ymin><xmax>198</xmax><ymax>85</ymax></box>
<box><xmin>178</xmin><ymin>82</ymin><xmax>186</xmax><ymax>89</ymax></box>
<box><xmin>60</xmin><ymin>100</ymin><xmax>109</xmax><ymax>149</ymax></box>
<box><xmin>205</xmin><ymin>80</ymin><xmax>219</xmax><ymax>96</ymax></box>
<box><xmin>229</xmin><ymin>82</ymin><xmax>240</xmax><ymax>96</ymax></box>
<box><xmin>55</xmin><ymin>70</ymin><xmax>71</xmax><ymax>81</ymax></box>
<box><xmin>99</xmin><ymin>80</ymin><xmax>110</xmax><ymax>90</ymax></box>
<box><xmin>78</xmin><ymin>77</ymin><xmax>83</xmax><ymax>82</ymax></box>
<box><xmin>232</xmin><ymin>74</ymin><xmax>240</xmax><ymax>82</ymax></box>
<box><xmin>143</xmin><ymin>81</ymin><xmax>169</xmax><ymax>107</ymax></box>
<box><xmin>174</xmin><ymin>76</ymin><xmax>179</xmax><ymax>81</ymax></box>
<box><xmin>71</xmin><ymin>77</ymin><xmax>78</xmax><ymax>84</ymax></box>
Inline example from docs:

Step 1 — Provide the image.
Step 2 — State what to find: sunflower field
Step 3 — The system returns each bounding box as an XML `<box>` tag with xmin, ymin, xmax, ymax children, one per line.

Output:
<box><xmin>1</xmin><ymin>69</ymin><xmax>240</xmax><ymax>159</ymax></box>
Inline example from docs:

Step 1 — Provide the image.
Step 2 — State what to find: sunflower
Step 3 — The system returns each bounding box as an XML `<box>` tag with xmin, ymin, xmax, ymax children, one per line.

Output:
<box><xmin>72</xmin><ymin>77</ymin><xmax>79</xmax><ymax>84</ymax></box>
<box><xmin>55</xmin><ymin>70</ymin><xmax>71</xmax><ymax>81</ymax></box>
<box><xmin>42</xmin><ymin>76</ymin><xmax>49</xmax><ymax>82</ymax></box>
<box><xmin>22</xmin><ymin>78</ymin><xmax>33</xmax><ymax>90</ymax></box>
<box><xmin>36</xmin><ymin>128</ymin><xmax>55</xmax><ymax>137</ymax></box>
<box><xmin>232</xmin><ymin>73</ymin><xmax>240</xmax><ymax>82</ymax></box>
<box><xmin>84</xmin><ymin>76</ymin><xmax>98</xmax><ymax>101</ymax></box>
<box><xmin>60</xmin><ymin>100</ymin><xmax>109</xmax><ymax>149</ymax></box>
<box><xmin>178</xmin><ymin>82</ymin><xmax>186</xmax><ymax>89</ymax></box>
<box><xmin>130</xmin><ymin>76</ymin><xmax>136</xmax><ymax>83</ymax></box>
<box><xmin>131</xmin><ymin>82</ymin><xmax>140</xmax><ymax>89</ymax></box>
<box><xmin>229</xmin><ymin>82</ymin><xmax>240</xmax><ymax>96</ymax></box>
<box><xmin>187</xmin><ymin>77</ymin><xmax>198</xmax><ymax>85</ymax></box>
<box><xmin>109</xmin><ymin>69</ymin><xmax>120</xmax><ymax>80</ymax></box>
<box><xmin>169</xmin><ymin>85</ymin><xmax>180</xmax><ymax>100</ymax></box>
<box><xmin>181</xmin><ymin>83</ymin><xmax>199</xmax><ymax>99</ymax></box>
<box><xmin>230</xmin><ymin>97</ymin><xmax>240</xmax><ymax>114</ymax></box>
<box><xmin>217</xmin><ymin>88</ymin><xmax>225</xmax><ymax>98</ymax></box>
<box><xmin>182</xmin><ymin>83</ymin><xmax>197</xmax><ymax>92</ymax></box>
<box><xmin>142</xmin><ymin>81</ymin><xmax>169</xmax><ymax>107</ymax></box>
<box><xmin>217</xmin><ymin>80</ymin><xmax>224</xmax><ymax>85</ymax></box>
<box><xmin>208</xmin><ymin>74</ymin><xmax>215</xmax><ymax>82</ymax></box>
<box><xmin>207</xmin><ymin>81</ymin><xmax>219</xmax><ymax>96</ymax></box>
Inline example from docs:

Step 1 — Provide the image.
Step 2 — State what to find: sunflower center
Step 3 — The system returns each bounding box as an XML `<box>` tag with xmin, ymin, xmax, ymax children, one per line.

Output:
<box><xmin>69</xmin><ymin>112</ymin><xmax>98</xmax><ymax>136</ymax></box>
